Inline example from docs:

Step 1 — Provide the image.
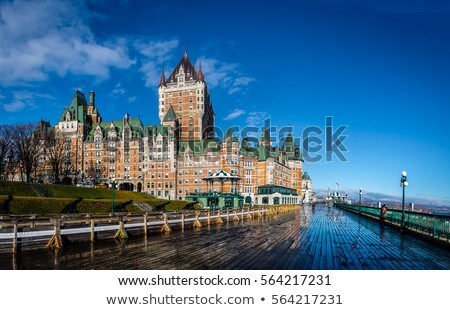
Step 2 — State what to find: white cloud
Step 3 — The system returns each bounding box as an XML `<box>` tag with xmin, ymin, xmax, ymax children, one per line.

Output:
<box><xmin>0</xmin><ymin>0</ymin><xmax>135</xmax><ymax>85</ymax></box>
<box><xmin>224</xmin><ymin>108</ymin><xmax>245</xmax><ymax>121</ymax></box>
<box><xmin>111</xmin><ymin>83</ymin><xmax>126</xmax><ymax>96</ymax></box>
<box><xmin>3</xmin><ymin>101</ymin><xmax>26</xmax><ymax>112</ymax></box>
<box><xmin>2</xmin><ymin>90</ymin><xmax>43</xmax><ymax>112</ymax></box>
<box><xmin>196</xmin><ymin>57</ymin><xmax>255</xmax><ymax>94</ymax></box>
<box><xmin>135</xmin><ymin>39</ymin><xmax>179</xmax><ymax>87</ymax></box>
<box><xmin>246</xmin><ymin>111</ymin><xmax>270</xmax><ymax>126</ymax></box>
<box><xmin>128</xmin><ymin>96</ymin><xmax>137</xmax><ymax>103</ymax></box>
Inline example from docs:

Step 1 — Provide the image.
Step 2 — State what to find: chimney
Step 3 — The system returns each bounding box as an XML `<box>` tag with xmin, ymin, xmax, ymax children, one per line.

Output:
<box><xmin>90</xmin><ymin>91</ymin><xmax>95</xmax><ymax>105</ymax></box>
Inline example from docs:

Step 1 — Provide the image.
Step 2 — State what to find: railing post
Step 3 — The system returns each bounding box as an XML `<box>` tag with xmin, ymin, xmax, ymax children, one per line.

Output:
<box><xmin>215</xmin><ymin>210</ymin><xmax>224</xmax><ymax>225</ymax></box>
<box><xmin>45</xmin><ymin>218</ymin><xmax>63</xmax><ymax>250</ymax></box>
<box><xmin>90</xmin><ymin>219</ymin><xmax>95</xmax><ymax>242</ymax></box>
<box><xmin>160</xmin><ymin>213</ymin><xmax>172</xmax><ymax>233</ymax></box>
<box><xmin>233</xmin><ymin>210</ymin><xmax>239</xmax><ymax>222</ymax></box>
<box><xmin>114</xmin><ymin>216</ymin><xmax>129</xmax><ymax>239</ymax></box>
<box><xmin>226</xmin><ymin>210</ymin><xmax>230</xmax><ymax>222</ymax></box>
<box><xmin>207</xmin><ymin>211</ymin><xmax>211</xmax><ymax>226</ymax></box>
<box><xmin>143</xmin><ymin>213</ymin><xmax>148</xmax><ymax>236</ymax></box>
<box><xmin>181</xmin><ymin>212</ymin><xmax>185</xmax><ymax>231</ymax></box>
<box><xmin>12</xmin><ymin>221</ymin><xmax>18</xmax><ymax>254</ymax></box>
<box><xmin>193</xmin><ymin>211</ymin><xmax>202</xmax><ymax>229</ymax></box>
<box><xmin>247</xmin><ymin>207</ymin><xmax>253</xmax><ymax>220</ymax></box>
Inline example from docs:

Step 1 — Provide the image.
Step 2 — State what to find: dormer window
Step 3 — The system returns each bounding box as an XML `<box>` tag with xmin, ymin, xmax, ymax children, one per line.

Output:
<box><xmin>178</xmin><ymin>76</ymin><xmax>184</xmax><ymax>85</ymax></box>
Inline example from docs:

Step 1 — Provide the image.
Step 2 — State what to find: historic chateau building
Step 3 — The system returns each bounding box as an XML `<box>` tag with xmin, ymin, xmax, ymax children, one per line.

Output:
<box><xmin>49</xmin><ymin>52</ymin><xmax>305</xmax><ymax>203</ymax></box>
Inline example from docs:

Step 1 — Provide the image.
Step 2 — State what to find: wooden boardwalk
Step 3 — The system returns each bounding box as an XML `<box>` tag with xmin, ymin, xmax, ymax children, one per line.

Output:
<box><xmin>1</xmin><ymin>205</ymin><xmax>449</xmax><ymax>269</ymax></box>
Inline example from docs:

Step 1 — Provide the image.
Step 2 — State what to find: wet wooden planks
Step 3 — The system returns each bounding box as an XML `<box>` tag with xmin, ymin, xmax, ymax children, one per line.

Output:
<box><xmin>1</xmin><ymin>205</ymin><xmax>450</xmax><ymax>270</ymax></box>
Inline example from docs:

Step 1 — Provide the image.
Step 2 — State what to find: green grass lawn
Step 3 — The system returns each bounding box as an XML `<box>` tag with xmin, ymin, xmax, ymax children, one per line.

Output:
<box><xmin>0</xmin><ymin>181</ymin><xmax>39</xmax><ymax>197</ymax></box>
<box><xmin>42</xmin><ymin>183</ymin><xmax>156</xmax><ymax>200</ymax></box>
<box><xmin>0</xmin><ymin>181</ymin><xmax>190</xmax><ymax>214</ymax></box>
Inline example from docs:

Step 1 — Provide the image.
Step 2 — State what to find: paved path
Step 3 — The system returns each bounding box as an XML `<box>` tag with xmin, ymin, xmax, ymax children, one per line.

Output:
<box><xmin>1</xmin><ymin>205</ymin><xmax>449</xmax><ymax>269</ymax></box>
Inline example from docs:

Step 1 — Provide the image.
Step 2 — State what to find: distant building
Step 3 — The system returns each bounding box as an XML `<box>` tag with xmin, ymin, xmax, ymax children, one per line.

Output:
<box><xmin>255</xmin><ymin>185</ymin><xmax>300</xmax><ymax>205</ymax></box>
<box><xmin>301</xmin><ymin>172</ymin><xmax>315</xmax><ymax>203</ymax></box>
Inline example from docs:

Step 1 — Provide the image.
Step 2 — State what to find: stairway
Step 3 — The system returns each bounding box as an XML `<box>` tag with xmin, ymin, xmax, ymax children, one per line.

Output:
<box><xmin>29</xmin><ymin>183</ymin><xmax>50</xmax><ymax>197</ymax></box>
<box><xmin>133</xmin><ymin>202</ymin><xmax>153</xmax><ymax>212</ymax></box>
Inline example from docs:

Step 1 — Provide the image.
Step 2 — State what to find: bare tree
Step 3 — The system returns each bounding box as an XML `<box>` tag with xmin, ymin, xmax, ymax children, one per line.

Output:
<box><xmin>0</xmin><ymin>125</ymin><xmax>13</xmax><ymax>179</ymax></box>
<box><xmin>11</xmin><ymin>123</ymin><xmax>43</xmax><ymax>183</ymax></box>
<box><xmin>45</xmin><ymin>130</ymin><xmax>65</xmax><ymax>181</ymax></box>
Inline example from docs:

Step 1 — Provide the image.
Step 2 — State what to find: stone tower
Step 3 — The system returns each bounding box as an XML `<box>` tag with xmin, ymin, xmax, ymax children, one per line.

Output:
<box><xmin>158</xmin><ymin>51</ymin><xmax>214</xmax><ymax>142</ymax></box>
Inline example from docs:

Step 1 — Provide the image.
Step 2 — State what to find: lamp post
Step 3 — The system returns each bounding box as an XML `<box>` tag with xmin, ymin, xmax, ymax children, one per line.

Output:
<box><xmin>111</xmin><ymin>178</ymin><xmax>116</xmax><ymax>213</ymax></box>
<box><xmin>400</xmin><ymin>171</ymin><xmax>408</xmax><ymax>228</ymax></box>
<box><xmin>359</xmin><ymin>188</ymin><xmax>362</xmax><ymax>205</ymax></box>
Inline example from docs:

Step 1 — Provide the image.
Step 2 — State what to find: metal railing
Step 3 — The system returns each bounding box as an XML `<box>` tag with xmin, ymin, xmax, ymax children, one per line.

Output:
<box><xmin>336</xmin><ymin>204</ymin><xmax>450</xmax><ymax>243</ymax></box>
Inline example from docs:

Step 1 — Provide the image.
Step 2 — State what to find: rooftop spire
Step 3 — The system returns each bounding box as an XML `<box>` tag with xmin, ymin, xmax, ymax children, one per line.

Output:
<box><xmin>159</xmin><ymin>68</ymin><xmax>166</xmax><ymax>87</ymax></box>
<box><xmin>183</xmin><ymin>50</ymin><xmax>188</xmax><ymax>59</ymax></box>
<box><xmin>198</xmin><ymin>62</ymin><xmax>204</xmax><ymax>81</ymax></box>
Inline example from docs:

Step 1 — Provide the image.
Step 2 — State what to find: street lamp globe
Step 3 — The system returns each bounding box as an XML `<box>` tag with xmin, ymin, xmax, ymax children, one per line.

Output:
<box><xmin>400</xmin><ymin>170</ymin><xmax>408</xmax><ymax>228</ymax></box>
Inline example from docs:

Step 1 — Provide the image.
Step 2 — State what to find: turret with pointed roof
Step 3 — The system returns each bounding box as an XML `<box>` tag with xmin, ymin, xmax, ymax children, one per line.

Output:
<box><xmin>302</xmin><ymin>172</ymin><xmax>311</xmax><ymax>181</ymax></box>
<box><xmin>166</xmin><ymin>50</ymin><xmax>199</xmax><ymax>83</ymax></box>
<box><xmin>259</xmin><ymin>126</ymin><xmax>271</xmax><ymax>151</ymax></box>
<box><xmin>282</xmin><ymin>133</ymin><xmax>303</xmax><ymax>161</ymax></box>
<box><xmin>159</xmin><ymin>69</ymin><xmax>166</xmax><ymax>87</ymax></box>
<box><xmin>198</xmin><ymin>62</ymin><xmax>205</xmax><ymax>81</ymax></box>
<box><xmin>224</xmin><ymin>127</ymin><xmax>239</xmax><ymax>142</ymax></box>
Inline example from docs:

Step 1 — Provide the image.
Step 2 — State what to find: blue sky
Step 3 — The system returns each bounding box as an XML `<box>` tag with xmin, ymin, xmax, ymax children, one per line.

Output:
<box><xmin>1</xmin><ymin>0</ymin><xmax>449</xmax><ymax>202</ymax></box>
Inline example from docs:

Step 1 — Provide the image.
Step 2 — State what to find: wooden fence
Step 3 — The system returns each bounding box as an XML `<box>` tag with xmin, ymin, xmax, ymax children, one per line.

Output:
<box><xmin>0</xmin><ymin>205</ymin><xmax>299</xmax><ymax>253</ymax></box>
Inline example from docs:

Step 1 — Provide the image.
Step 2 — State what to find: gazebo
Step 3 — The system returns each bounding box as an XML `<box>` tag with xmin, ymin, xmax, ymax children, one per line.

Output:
<box><xmin>202</xmin><ymin>169</ymin><xmax>241</xmax><ymax>194</ymax></box>
<box><xmin>185</xmin><ymin>170</ymin><xmax>244</xmax><ymax>209</ymax></box>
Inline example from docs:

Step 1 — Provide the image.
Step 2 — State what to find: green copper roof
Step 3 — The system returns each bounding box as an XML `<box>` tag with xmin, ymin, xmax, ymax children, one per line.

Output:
<box><xmin>163</xmin><ymin>105</ymin><xmax>177</xmax><ymax>122</ymax></box>
<box><xmin>225</xmin><ymin>127</ymin><xmax>239</xmax><ymax>142</ymax></box>
<box><xmin>59</xmin><ymin>90</ymin><xmax>88</xmax><ymax>123</ymax></box>
<box><xmin>258</xmin><ymin>144</ymin><xmax>269</xmax><ymax>161</ymax></box>
<box><xmin>178</xmin><ymin>138</ymin><xmax>222</xmax><ymax>156</ymax></box>
<box><xmin>86</xmin><ymin>118</ymin><xmax>145</xmax><ymax>140</ymax></box>
<box><xmin>260</xmin><ymin>127</ymin><xmax>271</xmax><ymax>143</ymax></box>
<box><xmin>282</xmin><ymin>133</ymin><xmax>303</xmax><ymax>161</ymax></box>
<box><xmin>145</xmin><ymin>124</ymin><xmax>171</xmax><ymax>137</ymax></box>
<box><xmin>302</xmin><ymin>172</ymin><xmax>311</xmax><ymax>181</ymax></box>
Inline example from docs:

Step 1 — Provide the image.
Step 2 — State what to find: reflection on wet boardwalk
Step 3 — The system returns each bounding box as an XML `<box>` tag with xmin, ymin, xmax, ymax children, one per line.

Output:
<box><xmin>1</xmin><ymin>205</ymin><xmax>450</xmax><ymax>269</ymax></box>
